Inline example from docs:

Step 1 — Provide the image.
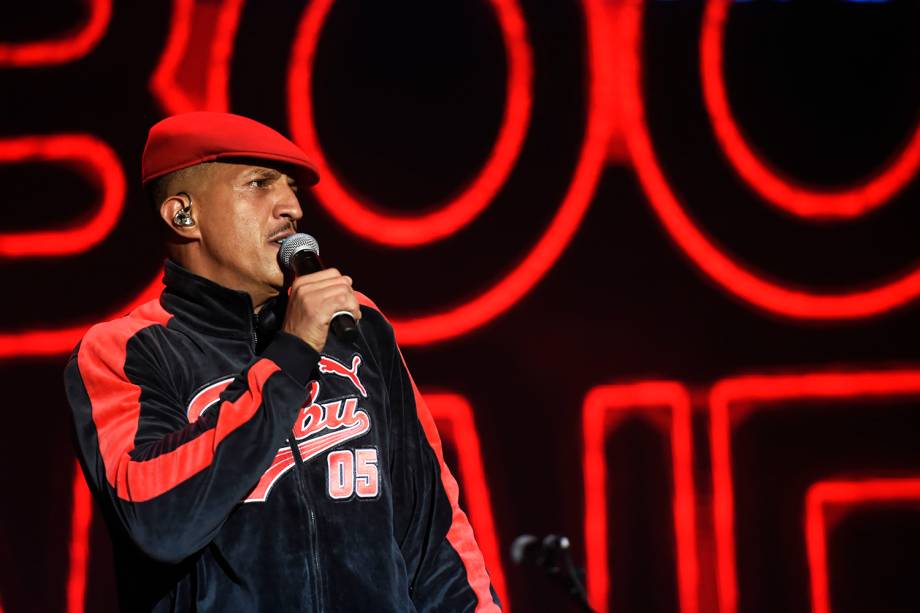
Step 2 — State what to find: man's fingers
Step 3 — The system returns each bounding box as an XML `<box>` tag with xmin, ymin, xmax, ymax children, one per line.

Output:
<box><xmin>289</xmin><ymin>268</ymin><xmax>347</xmax><ymax>287</ymax></box>
<box><xmin>290</xmin><ymin>275</ymin><xmax>352</xmax><ymax>295</ymax></box>
<box><xmin>317</xmin><ymin>286</ymin><xmax>362</xmax><ymax>321</ymax></box>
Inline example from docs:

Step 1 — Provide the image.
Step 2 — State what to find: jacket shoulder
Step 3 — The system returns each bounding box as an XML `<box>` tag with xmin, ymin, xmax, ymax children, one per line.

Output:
<box><xmin>356</xmin><ymin>291</ymin><xmax>382</xmax><ymax>315</ymax></box>
<box><xmin>77</xmin><ymin>298</ymin><xmax>172</xmax><ymax>361</ymax></box>
<box><xmin>355</xmin><ymin>292</ymin><xmax>395</xmax><ymax>335</ymax></box>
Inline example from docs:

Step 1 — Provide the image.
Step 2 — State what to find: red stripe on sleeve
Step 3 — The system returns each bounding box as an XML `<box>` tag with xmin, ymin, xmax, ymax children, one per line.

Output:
<box><xmin>406</xmin><ymin>373</ymin><xmax>499</xmax><ymax>612</ymax></box>
<box><xmin>78</xmin><ymin>299</ymin><xmax>172</xmax><ymax>489</ymax></box>
<box><xmin>79</xmin><ymin>299</ymin><xmax>282</xmax><ymax>502</ymax></box>
<box><xmin>115</xmin><ymin>359</ymin><xmax>279</xmax><ymax>502</ymax></box>
<box><xmin>357</xmin><ymin>292</ymin><xmax>498</xmax><ymax>611</ymax></box>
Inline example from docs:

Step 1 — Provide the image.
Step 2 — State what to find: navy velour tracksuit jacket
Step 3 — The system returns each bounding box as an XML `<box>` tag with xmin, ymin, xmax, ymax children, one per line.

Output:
<box><xmin>64</xmin><ymin>259</ymin><xmax>501</xmax><ymax>612</ymax></box>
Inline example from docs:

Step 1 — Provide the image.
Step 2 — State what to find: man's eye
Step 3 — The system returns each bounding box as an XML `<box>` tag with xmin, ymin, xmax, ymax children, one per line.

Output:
<box><xmin>248</xmin><ymin>179</ymin><xmax>269</xmax><ymax>188</ymax></box>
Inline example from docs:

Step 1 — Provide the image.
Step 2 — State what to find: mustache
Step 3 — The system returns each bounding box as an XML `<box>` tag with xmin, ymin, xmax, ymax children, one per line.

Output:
<box><xmin>266</xmin><ymin>222</ymin><xmax>297</xmax><ymax>241</ymax></box>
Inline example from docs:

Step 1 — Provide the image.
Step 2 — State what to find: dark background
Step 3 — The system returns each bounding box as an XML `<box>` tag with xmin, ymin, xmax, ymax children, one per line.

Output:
<box><xmin>2</xmin><ymin>0</ymin><xmax>920</xmax><ymax>611</ymax></box>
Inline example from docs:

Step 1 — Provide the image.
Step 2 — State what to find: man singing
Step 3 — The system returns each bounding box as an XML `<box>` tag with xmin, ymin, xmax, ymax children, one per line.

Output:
<box><xmin>64</xmin><ymin>112</ymin><xmax>500</xmax><ymax>611</ymax></box>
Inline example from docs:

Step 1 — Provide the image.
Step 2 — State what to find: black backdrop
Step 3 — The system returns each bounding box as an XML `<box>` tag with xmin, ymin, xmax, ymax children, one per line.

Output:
<box><xmin>3</xmin><ymin>1</ymin><xmax>920</xmax><ymax>612</ymax></box>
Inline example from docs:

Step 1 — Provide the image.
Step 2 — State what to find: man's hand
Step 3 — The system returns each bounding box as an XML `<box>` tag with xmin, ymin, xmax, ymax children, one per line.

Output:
<box><xmin>282</xmin><ymin>268</ymin><xmax>361</xmax><ymax>352</ymax></box>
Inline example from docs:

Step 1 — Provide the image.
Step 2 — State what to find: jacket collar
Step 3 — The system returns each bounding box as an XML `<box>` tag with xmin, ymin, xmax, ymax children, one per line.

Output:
<box><xmin>160</xmin><ymin>259</ymin><xmax>287</xmax><ymax>344</ymax></box>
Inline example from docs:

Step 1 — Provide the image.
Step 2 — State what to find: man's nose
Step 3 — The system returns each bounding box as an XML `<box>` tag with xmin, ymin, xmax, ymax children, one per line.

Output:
<box><xmin>275</xmin><ymin>180</ymin><xmax>303</xmax><ymax>222</ymax></box>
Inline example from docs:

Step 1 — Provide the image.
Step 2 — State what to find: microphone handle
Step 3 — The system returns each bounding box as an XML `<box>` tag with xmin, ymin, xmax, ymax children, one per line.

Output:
<box><xmin>290</xmin><ymin>250</ymin><xmax>358</xmax><ymax>343</ymax></box>
<box><xmin>290</xmin><ymin>250</ymin><xmax>323</xmax><ymax>276</ymax></box>
<box><xmin>330</xmin><ymin>311</ymin><xmax>358</xmax><ymax>342</ymax></box>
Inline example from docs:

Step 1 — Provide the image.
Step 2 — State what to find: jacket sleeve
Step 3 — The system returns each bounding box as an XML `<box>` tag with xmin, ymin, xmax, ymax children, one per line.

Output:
<box><xmin>375</xmin><ymin>314</ymin><xmax>501</xmax><ymax>612</ymax></box>
<box><xmin>64</xmin><ymin>321</ymin><xmax>317</xmax><ymax>564</ymax></box>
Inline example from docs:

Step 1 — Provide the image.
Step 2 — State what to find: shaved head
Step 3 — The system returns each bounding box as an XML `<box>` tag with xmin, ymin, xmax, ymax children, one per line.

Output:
<box><xmin>147</xmin><ymin>163</ymin><xmax>215</xmax><ymax>213</ymax></box>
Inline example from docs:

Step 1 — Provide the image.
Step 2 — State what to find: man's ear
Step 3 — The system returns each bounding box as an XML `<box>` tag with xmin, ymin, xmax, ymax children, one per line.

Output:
<box><xmin>160</xmin><ymin>192</ymin><xmax>201</xmax><ymax>239</ymax></box>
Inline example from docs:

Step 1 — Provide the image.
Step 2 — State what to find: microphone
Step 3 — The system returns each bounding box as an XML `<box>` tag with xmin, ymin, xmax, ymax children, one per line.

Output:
<box><xmin>510</xmin><ymin>534</ymin><xmax>570</xmax><ymax>567</ymax></box>
<box><xmin>510</xmin><ymin>533</ymin><xmax>595</xmax><ymax>612</ymax></box>
<box><xmin>278</xmin><ymin>232</ymin><xmax>358</xmax><ymax>342</ymax></box>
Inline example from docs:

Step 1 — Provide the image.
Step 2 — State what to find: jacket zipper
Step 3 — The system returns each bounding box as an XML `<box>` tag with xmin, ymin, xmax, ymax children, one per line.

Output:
<box><xmin>308</xmin><ymin>508</ymin><xmax>322</xmax><ymax>606</ymax></box>
<box><xmin>289</xmin><ymin>439</ymin><xmax>324</xmax><ymax>612</ymax></box>
<box><xmin>250</xmin><ymin>312</ymin><xmax>258</xmax><ymax>352</ymax></box>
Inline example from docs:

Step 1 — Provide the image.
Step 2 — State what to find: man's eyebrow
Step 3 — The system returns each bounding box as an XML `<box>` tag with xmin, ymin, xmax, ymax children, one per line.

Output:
<box><xmin>245</xmin><ymin>167</ymin><xmax>282</xmax><ymax>179</ymax></box>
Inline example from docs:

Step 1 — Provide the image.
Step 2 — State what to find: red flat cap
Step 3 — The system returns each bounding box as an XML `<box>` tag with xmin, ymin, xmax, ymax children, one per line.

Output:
<box><xmin>141</xmin><ymin>112</ymin><xmax>319</xmax><ymax>186</ymax></box>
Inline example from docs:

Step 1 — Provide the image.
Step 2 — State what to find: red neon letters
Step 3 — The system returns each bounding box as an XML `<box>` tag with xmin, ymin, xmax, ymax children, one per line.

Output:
<box><xmin>805</xmin><ymin>477</ymin><xmax>920</xmax><ymax>613</ymax></box>
<box><xmin>388</xmin><ymin>0</ymin><xmax>612</xmax><ymax>344</ymax></box>
<box><xmin>0</xmin><ymin>135</ymin><xmax>125</xmax><ymax>258</ymax></box>
<box><xmin>150</xmin><ymin>0</ymin><xmax>242</xmax><ymax>115</ymax></box>
<box><xmin>0</xmin><ymin>0</ymin><xmax>111</xmax><ymax>67</ymax></box>
<box><xmin>67</xmin><ymin>462</ymin><xmax>92</xmax><ymax>613</ymax></box>
<box><xmin>614</xmin><ymin>0</ymin><xmax>920</xmax><ymax>320</ymax></box>
<box><xmin>582</xmin><ymin>382</ymin><xmax>698</xmax><ymax>613</ymax></box>
<box><xmin>700</xmin><ymin>0</ymin><xmax>920</xmax><ymax>220</ymax></box>
<box><xmin>708</xmin><ymin>370</ymin><xmax>920</xmax><ymax>613</ymax></box>
<box><xmin>288</xmin><ymin>0</ymin><xmax>533</xmax><ymax>247</ymax></box>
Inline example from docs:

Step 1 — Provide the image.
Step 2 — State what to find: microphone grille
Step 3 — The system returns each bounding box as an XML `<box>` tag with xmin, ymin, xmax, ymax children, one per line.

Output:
<box><xmin>279</xmin><ymin>233</ymin><xmax>319</xmax><ymax>270</ymax></box>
